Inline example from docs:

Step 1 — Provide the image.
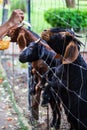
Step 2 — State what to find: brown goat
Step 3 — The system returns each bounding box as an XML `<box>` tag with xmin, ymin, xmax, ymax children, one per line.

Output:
<box><xmin>7</xmin><ymin>26</ymin><xmax>52</xmax><ymax>51</ymax></box>
<box><xmin>31</xmin><ymin>59</ymin><xmax>48</xmax><ymax>119</ymax></box>
<box><xmin>7</xmin><ymin>26</ymin><xmax>53</xmax><ymax>120</ymax></box>
<box><xmin>7</xmin><ymin>27</ymin><xmax>62</xmax><ymax>129</ymax></box>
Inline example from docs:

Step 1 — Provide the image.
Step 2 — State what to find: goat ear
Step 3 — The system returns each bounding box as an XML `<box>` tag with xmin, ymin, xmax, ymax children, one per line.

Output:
<box><xmin>62</xmin><ymin>41</ymin><xmax>79</xmax><ymax>64</ymax></box>
<box><xmin>17</xmin><ymin>31</ymin><xmax>26</xmax><ymax>50</ymax></box>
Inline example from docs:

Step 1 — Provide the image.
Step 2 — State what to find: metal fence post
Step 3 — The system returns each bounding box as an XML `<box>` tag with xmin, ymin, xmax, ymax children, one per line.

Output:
<box><xmin>2</xmin><ymin>0</ymin><xmax>8</xmax><ymax>24</ymax></box>
<box><xmin>1</xmin><ymin>0</ymin><xmax>8</xmax><ymax>56</ymax></box>
<box><xmin>27</xmin><ymin>0</ymin><xmax>39</xmax><ymax>122</ymax></box>
<box><xmin>26</xmin><ymin>0</ymin><xmax>32</xmax><ymax>111</ymax></box>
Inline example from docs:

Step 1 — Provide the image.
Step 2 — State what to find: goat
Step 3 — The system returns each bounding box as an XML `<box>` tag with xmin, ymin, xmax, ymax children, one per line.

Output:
<box><xmin>41</xmin><ymin>70</ymin><xmax>61</xmax><ymax>130</ymax></box>
<box><xmin>7</xmin><ymin>26</ymin><xmax>61</xmax><ymax>129</ymax></box>
<box><xmin>32</xmin><ymin>59</ymin><xmax>62</xmax><ymax>130</ymax></box>
<box><xmin>31</xmin><ymin>59</ymin><xmax>48</xmax><ymax>111</ymax></box>
<box><xmin>41</xmin><ymin>27</ymin><xmax>87</xmax><ymax>130</ymax></box>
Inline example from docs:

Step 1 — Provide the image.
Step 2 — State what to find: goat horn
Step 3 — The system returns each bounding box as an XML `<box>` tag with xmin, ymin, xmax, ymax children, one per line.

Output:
<box><xmin>22</xmin><ymin>21</ymin><xmax>32</xmax><ymax>28</ymax></box>
<box><xmin>18</xmin><ymin>21</ymin><xmax>32</xmax><ymax>28</ymax></box>
<box><xmin>35</xmin><ymin>38</ymin><xmax>41</xmax><ymax>43</ymax></box>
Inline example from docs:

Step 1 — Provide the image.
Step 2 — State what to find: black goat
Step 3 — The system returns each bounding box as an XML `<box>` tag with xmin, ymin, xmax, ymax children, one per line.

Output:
<box><xmin>41</xmin><ymin>70</ymin><xmax>61</xmax><ymax>130</ymax></box>
<box><xmin>41</xmin><ymin>27</ymin><xmax>87</xmax><ymax>130</ymax></box>
<box><xmin>19</xmin><ymin>40</ymin><xmax>62</xmax><ymax>129</ymax></box>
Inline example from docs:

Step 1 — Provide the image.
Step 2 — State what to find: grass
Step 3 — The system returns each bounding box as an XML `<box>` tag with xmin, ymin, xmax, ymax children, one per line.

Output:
<box><xmin>0</xmin><ymin>63</ymin><xmax>6</xmax><ymax>81</ymax></box>
<box><xmin>0</xmin><ymin>5</ymin><xmax>3</xmax><ymax>24</ymax></box>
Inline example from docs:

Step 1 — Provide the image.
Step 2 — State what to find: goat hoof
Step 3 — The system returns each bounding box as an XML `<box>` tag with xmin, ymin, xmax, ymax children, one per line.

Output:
<box><xmin>29</xmin><ymin>89</ymin><xmax>36</xmax><ymax>95</ymax></box>
<box><xmin>41</xmin><ymin>100</ymin><xmax>49</xmax><ymax>107</ymax></box>
<box><xmin>54</xmin><ymin>125</ymin><xmax>60</xmax><ymax>130</ymax></box>
<box><xmin>50</xmin><ymin>120</ymin><xmax>56</xmax><ymax>128</ymax></box>
<box><xmin>41</xmin><ymin>97</ymin><xmax>50</xmax><ymax>107</ymax></box>
<box><xmin>54</xmin><ymin>120</ymin><xmax>60</xmax><ymax>130</ymax></box>
<box><xmin>69</xmin><ymin>124</ymin><xmax>75</xmax><ymax>130</ymax></box>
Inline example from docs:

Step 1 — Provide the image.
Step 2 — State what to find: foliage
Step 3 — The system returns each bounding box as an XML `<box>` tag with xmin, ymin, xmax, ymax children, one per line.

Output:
<box><xmin>20</xmin><ymin>63</ymin><xmax>28</xmax><ymax>68</ymax></box>
<box><xmin>44</xmin><ymin>8</ymin><xmax>87</xmax><ymax>31</ymax></box>
<box><xmin>0</xmin><ymin>64</ymin><xmax>6</xmax><ymax>80</ymax></box>
<box><xmin>10</xmin><ymin>0</ymin><xmax>26</xmax><ymax>12</ymax></box>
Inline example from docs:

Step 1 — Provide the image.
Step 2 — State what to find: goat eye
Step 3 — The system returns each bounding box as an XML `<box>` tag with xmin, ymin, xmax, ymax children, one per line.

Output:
<box><xmin>44</xmin><ymin>30</ymin><xmax>47</xmax><ymax>31</ymax></box>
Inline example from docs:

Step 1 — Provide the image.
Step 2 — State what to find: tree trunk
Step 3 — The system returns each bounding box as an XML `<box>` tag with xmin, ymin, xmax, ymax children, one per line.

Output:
<box><xmin>65</xmin><ymin>0</ymin><xmax>75</xmax><ymax>8</ymax></box>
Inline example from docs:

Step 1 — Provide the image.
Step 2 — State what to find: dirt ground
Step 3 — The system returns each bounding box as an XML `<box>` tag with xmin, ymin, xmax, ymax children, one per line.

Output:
<box><xmin>0</xmin><ymin>84</ymin><xmax>19</xmax><ymax>130</ymax></box>
<box><xmin>1</xmin><ymin>51</ymin><xmax>87</xmax><ymax>130</ymax></box>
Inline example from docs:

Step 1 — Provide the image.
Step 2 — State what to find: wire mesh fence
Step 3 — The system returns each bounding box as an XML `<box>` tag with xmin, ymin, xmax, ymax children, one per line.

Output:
<box><xmin>1</xmin><ymin>0</ymin><xmax>87</xmax><ymax>130</ymax></box>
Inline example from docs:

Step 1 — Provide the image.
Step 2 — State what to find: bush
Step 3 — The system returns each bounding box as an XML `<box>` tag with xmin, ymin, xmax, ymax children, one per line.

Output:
<box><xmin>44</xmin><ymin>8</ymin><xmax>87</xmax><ymax>31</ymax></box>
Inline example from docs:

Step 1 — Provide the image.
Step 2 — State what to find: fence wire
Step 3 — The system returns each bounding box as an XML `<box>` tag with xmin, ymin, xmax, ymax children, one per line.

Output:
<box><xmin>1</xmin><ymin>0</ymin><xmax>87</xmax><ymax>130</ymax></box>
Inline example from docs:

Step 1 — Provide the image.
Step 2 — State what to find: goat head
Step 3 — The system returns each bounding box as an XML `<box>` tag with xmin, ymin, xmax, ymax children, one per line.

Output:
<box><xmin>41</xmin><ymin>28</ymin><xmax>79</xmax><ymax>64</ymax></box>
